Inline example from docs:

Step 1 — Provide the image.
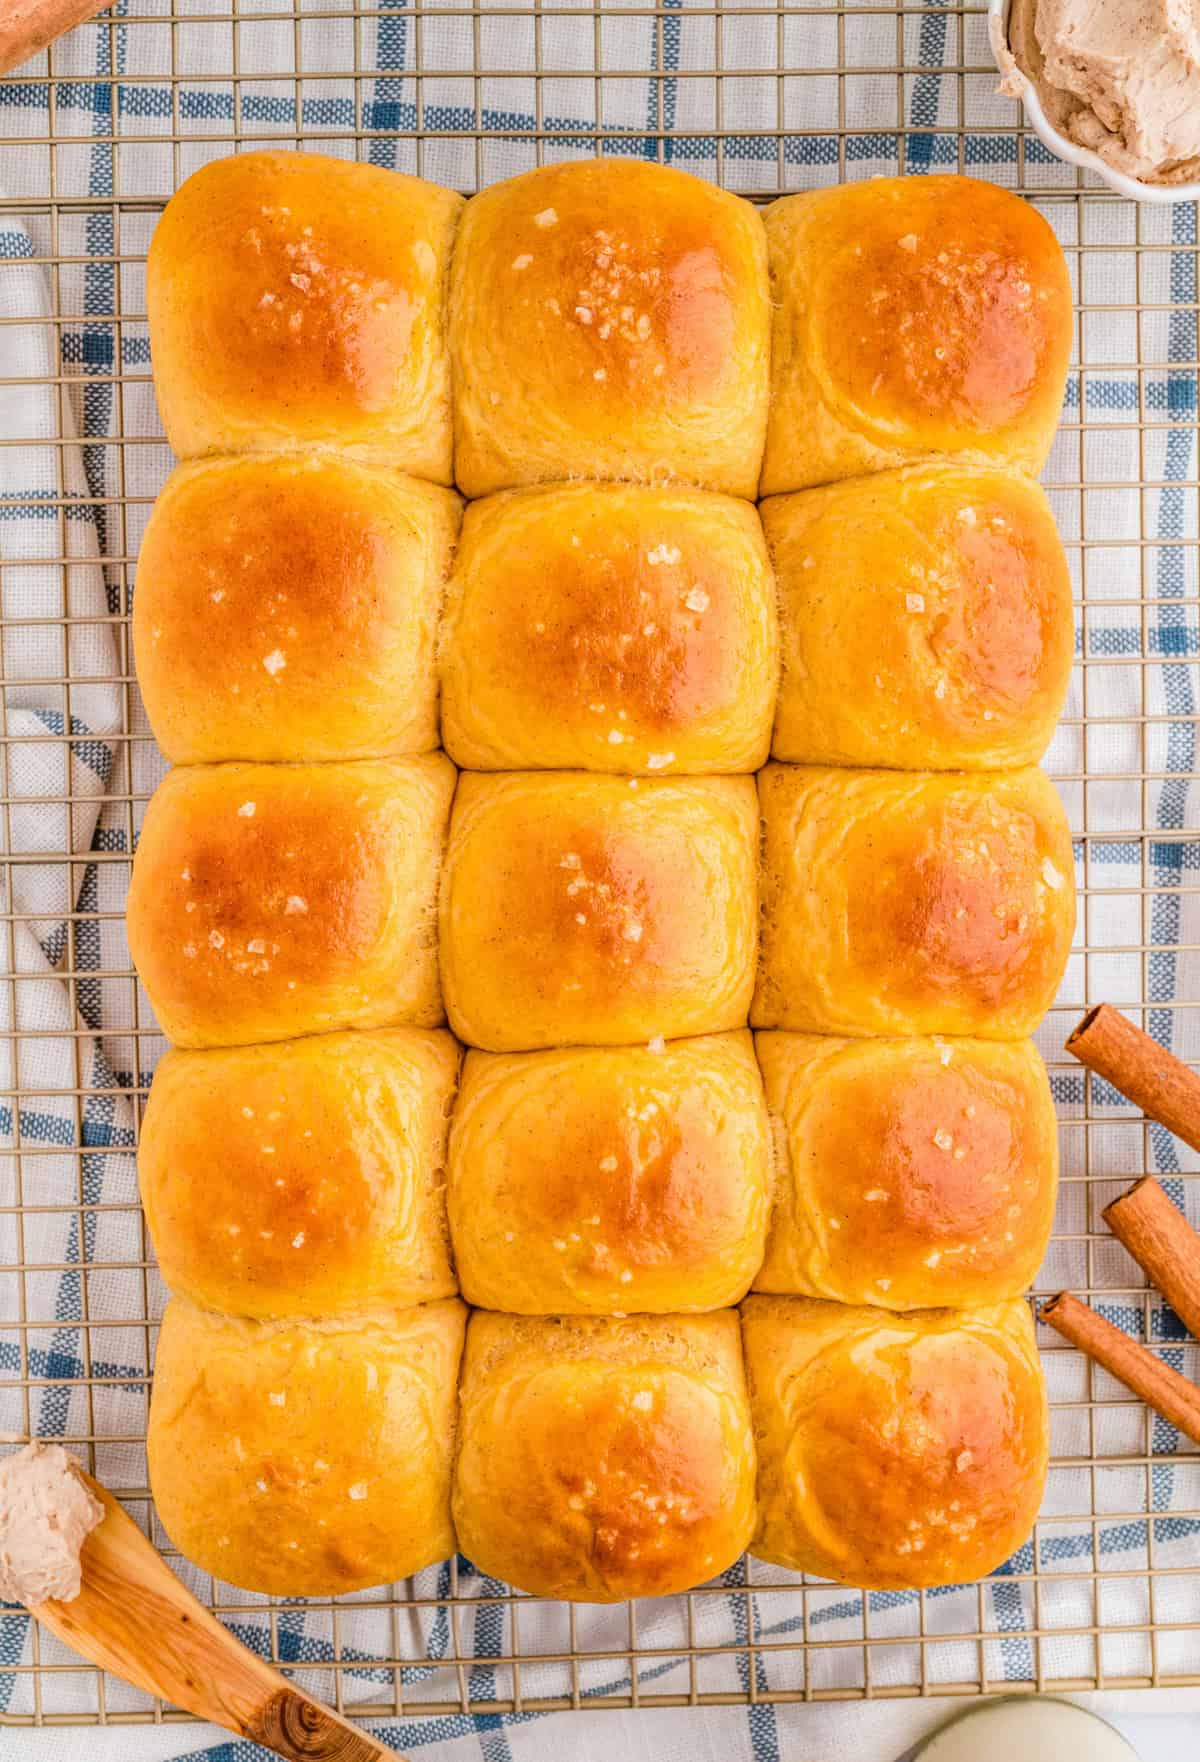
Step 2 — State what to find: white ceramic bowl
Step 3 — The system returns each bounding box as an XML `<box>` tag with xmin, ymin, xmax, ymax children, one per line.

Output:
<box><xmin>987</xmin><ymin>0</ymin><xmax>1200</xmax><ymax>204</ymax></box>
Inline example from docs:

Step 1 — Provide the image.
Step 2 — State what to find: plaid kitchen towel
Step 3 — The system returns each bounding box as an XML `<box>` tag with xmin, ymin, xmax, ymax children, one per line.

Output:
<box><xmin>1</xmin><ymin>1</ymin><xmax>1199</xmax><ymax>1757</ymax></box>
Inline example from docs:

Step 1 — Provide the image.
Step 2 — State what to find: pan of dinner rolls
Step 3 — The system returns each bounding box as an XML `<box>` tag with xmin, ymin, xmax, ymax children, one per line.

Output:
<box><xmin>134</xmin><ymin>150</ymin><xmax>1075</xmax><ymax>1604</ymax></box>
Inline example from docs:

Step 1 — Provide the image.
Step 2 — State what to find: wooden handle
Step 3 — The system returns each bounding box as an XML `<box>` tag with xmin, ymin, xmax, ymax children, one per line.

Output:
<box><xmin>32</xmin><ymin>1475</ymin><xmax>400</xmax><ymax>1762</ymax></box>
<box><xmin>0</xmin><ymin>0</ymin><xmax>114</xmax><ymax>76</ymax></box>
<box><xmin>249</xmin><ymin>1689</ymin><xmax>396</xmax><ymax>1761</ymax></box>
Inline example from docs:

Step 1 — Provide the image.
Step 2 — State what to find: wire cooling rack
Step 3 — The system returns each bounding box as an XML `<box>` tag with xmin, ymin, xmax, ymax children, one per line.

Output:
<box><xmin>1</xmin><ymin>0</ymin><xmax>1198</xmax><ymax>1730</ymax></box>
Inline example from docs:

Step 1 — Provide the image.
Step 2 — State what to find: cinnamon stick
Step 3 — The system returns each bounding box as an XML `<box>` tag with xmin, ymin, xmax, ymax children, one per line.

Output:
<box><xmin>1066</xmin><ymin>1004</ymin><xmax>1200</xmax><ymax>1155</ymax></box>
<box><xmin>1041</xmin><ymin>1291</ymin><xmax>1200</xmax><ymax>1446</ymax></box>
<box><xmin>0</xmin><ymin>0</ymin><xmax>114</xmax><ymax>77</ymax></box>
<box><xmin>1104</xmin><ymin>1177</ymin><xmax>1200</xmax><ymax>1343</ymax></box>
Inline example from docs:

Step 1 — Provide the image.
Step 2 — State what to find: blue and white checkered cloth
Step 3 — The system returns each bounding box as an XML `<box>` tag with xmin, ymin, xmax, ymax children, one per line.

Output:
<box><xmin>1</xmin><ymin>2</ymin><xmax>1199</xmax><ymax>1758</ymax></box>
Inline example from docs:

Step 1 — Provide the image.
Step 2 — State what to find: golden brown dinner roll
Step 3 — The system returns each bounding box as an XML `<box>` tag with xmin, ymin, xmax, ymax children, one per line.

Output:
<box><xmin>449</xmin><ymin>160</ymin><xmax>769</xmax><ymax>498</ymax></box>
<box><xmin>741</xmin><ymin>1295</ymin><xmax>1048</xmax><ymax>1589</ymax></box>
<box><xmin>453</xmin><ymin>1311</ymin><xmax>755</xmax><ymax>1601</ymax></box>
<box><xmin>128</xmin><ymin>755</ymin><xmax>454</xmax><ymax>1048</ymax></box>
<box><xmin>448</xmin><ymin>1032</ymin><xmax>769</xmax><ymax>1314</ymax></box>
<box><xmin>140</xmin><ymin>1030</ymin><xmax>460</xmax><ymax>1319</ymax></box>
<box><xmin>753</xmin><ymin>764</ymin><xmax>1075</xmax><ymax>1039</ymax></box>
<box><xmin>135</xmin><ymin>456</ymin><xmax>461</xmax><ymax>765</ymax></box>
<box><xmin>763</xmin><ymin>465</ymin><xmax>1073</xmax><ymax>770</ymax></box>
<box><xmin>440</xmin><ymin>483</ymin><xmax>777</xmax><ymax>774</ymax></box>
<box><xmin>759</xmin><ymin>176</ymin><xmax>1073</xmax><ymax>495</ymax></box>
<box><xmin>440</xmin><ymin>771</ymin><xmax>758</xmax><ymax>1052</ymax></box>
<box><xmin>147</xmin><ymin>151</ymin><xmax>462</xmax><ymax>482</ymax></box>
<box><xmin>754</xmin><ymin>1033</ymin><xmax>1057</xmax><ymax>1310</ymax></box>
<box><xmin>148</xmin><ymin>1296</ymin><xmax>465</xmax><ymax>1596</ymax></box>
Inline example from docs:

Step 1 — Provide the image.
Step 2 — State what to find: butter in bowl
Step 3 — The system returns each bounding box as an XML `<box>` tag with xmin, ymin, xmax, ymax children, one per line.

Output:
<box><xmin>988</xmin><ymin>0</ymin><xmax>1200</xmax><ymax>202</ymax></box>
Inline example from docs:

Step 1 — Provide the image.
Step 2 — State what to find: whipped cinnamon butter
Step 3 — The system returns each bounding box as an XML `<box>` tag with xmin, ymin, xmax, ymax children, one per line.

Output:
<box><xmin>996</xmin><ymin>0</ymin><xmax>1200</xmax><ymax>185</ymax></box>
<box><xmin>0</xmin><ymin>1442</ymin><xmax>104</xmax><ymax>1605</ymax></box>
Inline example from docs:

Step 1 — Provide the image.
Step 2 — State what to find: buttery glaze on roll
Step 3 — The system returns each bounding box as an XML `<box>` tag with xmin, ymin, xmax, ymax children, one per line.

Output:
<box><xmin>148</xmin><ymin>1296</ymin><xmax>466</xmax><ymax>1597</ymax></box>
<box><xmin>759</xmin><ymin>176</ymin><xmax>1073</xmax><ymax>496</ymax></box>
<box><xmin>763</xmin><ymin>465</ymin><xmax>1074</xmax><ymax>770</ymax></box>
<box><xmin>753</xmin><ymin>764</ymin><xmax>1075</xmax><ymax>1039</ymax></box>
<box><xmin>147</xmin><ymin>151</ymin><xmax>462</xmax><ymax>482</ymax></box>
<box><xmin>452</xmin><ymin>1311</ymin><xmax>755</xmax><ymax>1601</ymax></box>
<box><xmin>140</xmin><ymin>1030</ymin><xmax>460</xmax><ymax>1318</ymax></box>
<box><xmin>440</xmin><ymin>483</ymin><xmax>777</xmax><ymax>774</ymax></box>
<box><xmin>449</xmin><ymin>160</ymin><xmax>770</xmax><ymax>498</ymax></box>
<box><xmin>448</xmin><ymin>1032</ymin><xmax>770</xmax><ymax>1313</ymax></box>
<box><xmin>741</xmin><ymin>1295</ymin><xmax>1048</xmax><ymax>1590</ymax></box>
<box><xmin>439</xmin><ymin>771</ymin><xmax>759</xmax><ymax>1052</ymax></box>
<box><xmin>754</xmin><ymin>1033</ymin><xmax>1058</xmax><ymax>1309</ymax></box>
<box><xmin>135</xmin><ymin>456</ymin><xmax>461</xmax><ymax>765</ymax></box>
<box><xmin>127</xmin><ymin>756</ymin><xmax>454</xmax><ymax>1048</ymax></box>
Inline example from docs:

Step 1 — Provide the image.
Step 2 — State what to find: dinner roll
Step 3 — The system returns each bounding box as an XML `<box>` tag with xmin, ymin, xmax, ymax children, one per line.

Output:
<box><xmin>449</xmin><ymin>160</ymin><xmax>769</xmax><ymax>497</ymax></box>
<box><xmin>135</xmin><ymin>456</ymin><xmax>461</xmax><ymax>765</ymax></box>
<box><xmin>759</xmin><ymin>176</ymin><xmax>1073</xmax><ymax>495</ymax></box>
<box><xmin>448</xmin><ymin>1033</ymin><xmax>769</xmax><ymax>1313</ymax></box>
<box><xmin>453</xmin><ymin>1311</ymin><xmax>755</xmax><ymax>1601</ymax></box>
<box><xmin>128</xmin><ymin>755</ymin><xmax>454</xmax><ymax>1048</ymax></box>
<box><xmin>753</xmin><ymin>764</ymin><xmax>1075</xmax><ymax>1039</ymax></box>
<box><xmin>149</xmin><ymin>1296</ymin><xmax>465</xmax><ymax>1596</ymax></box>
<box><xmin>140</xmin><ymin>1030</ymin><xmax>460</xmax><ymax>1319</ymax></box>
<box><xmin>439</xmin><ymin>771</ymin><xmax>758</xmax><ymax>1051</ymax></box>
<box><xmin>147</xmin><ymin>151</ymin><xmax>462</xmax><ymax>482</ymax></box>
<box><xmin>741</xmin><ymin>1296</ymin><xmax>1048</xmax><ymax>1589</ymax></box>
<box><xmin>440</xmin><ymin>483</ymin><xmax>777</xmax><ymax>774</ymax></box>
<box><xmin>763</xmin><ymin>465</ymin><xmax>1073</xmax><ymax>770</ymax></box>
<box><xmin>754</xmin><ymin>1033</ymin><xmax>1057</xmax><ymax>1310</ymax></box>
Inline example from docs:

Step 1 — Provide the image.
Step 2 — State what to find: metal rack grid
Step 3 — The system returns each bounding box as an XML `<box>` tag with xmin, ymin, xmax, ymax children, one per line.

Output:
<box><xmin>1</xmin><ymin>0</ymin><xmax>1198</xmax><ymax>1728</ymax></box>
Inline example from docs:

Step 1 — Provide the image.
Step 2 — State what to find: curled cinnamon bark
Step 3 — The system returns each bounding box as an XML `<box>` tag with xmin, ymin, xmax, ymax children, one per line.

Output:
<box><xmin>1067</xmin><ymin>1004</ymin><xmax>1200</xmax><ymax>1155</ymax></box>
<box><xmin>1041</xmin><ymin>1291</ymin><xmax>1200</xmax><ymax>1445</ymax></box>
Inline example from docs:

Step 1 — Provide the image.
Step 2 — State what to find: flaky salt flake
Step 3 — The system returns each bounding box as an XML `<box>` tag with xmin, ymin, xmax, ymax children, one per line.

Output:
<box><xmin>511</xmin><ymin>253</ymin><xmax>533</xmax><ymax>270</ymax></box>
<box><xmin>685</xmin><ymin>588</ymin><xmax>710</xmax><ymax>614</ymax></box>
<box><xmin>268</xmin><ymin>1391</ymin><xmax>286</xmax><ymax>1407</ymax></box>
<box><xmin>534</xmin><ymin>208</ymin><xmax>558</xmax><ymax>227</ymax></box>
<box><xmin>292</xmin><ymin>1232</ymin><xmax>305</xmax><ymax>1248</ymax></box>
<box><xmin>1042</xmin><ymin>857</ymin><xmax>1065</xmax><ymax>890</ymax></box>
<box><xmin>630</xmin><ymin>1391</ymin><xmax>653</xmax><ymax>1411</ymax></box>
<box><xmin>284</xmin><ymin>896</ymin><xmax>308</xmax><ymax>914</ymax></box>
<box><xmin>906</xmin><ymin>592</ymin><xmax>925</xmax><ymax>613</ymax></box>
<box><xmin>645</xmin><ymin>752</ymin><xmax>674</xmax><ymax>770</ymax></box>
<box><xmin>646</xmin><ymin>544</ymin><xmax>680</xmax><ymax>566</ymax></box>
<box><xmin>647</xmin><ymin>1035</ymin><xmax>666</xmax><ymax>1054</ymax></box>
<box><xmin>347</xmin><ymin>1482</ymin><xmax>368</xmax><ymax>1501</ymax></box>
<box><xmin>897</xmin><ymin>233</ymin><xmax>919</xmax><ymax>252</ymax></box>
<box><xmin>237</xmin><ymin>801</ymin><xmax>256</xmax><ymax>817</ymax></box>
<box><xmin>262</xmin><ymin>649</ymin><xmax>286</xmax><ymax>677</ymax></box>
